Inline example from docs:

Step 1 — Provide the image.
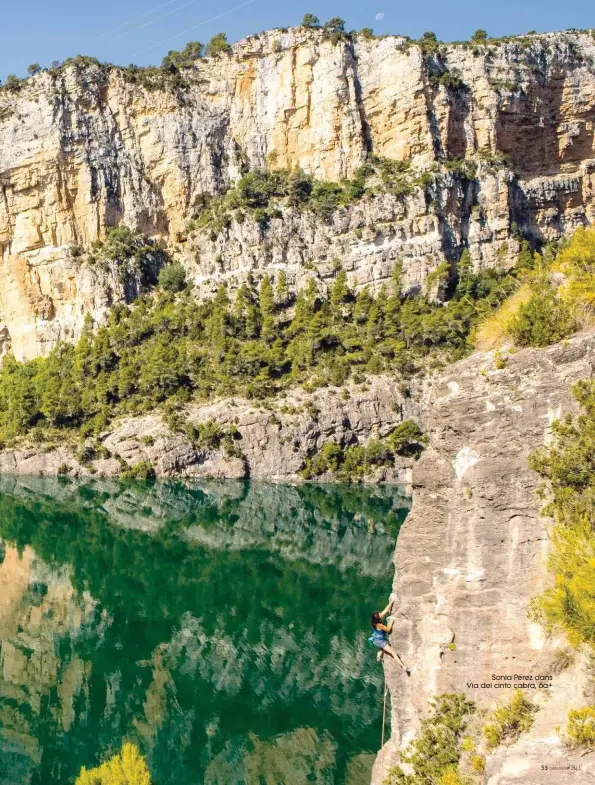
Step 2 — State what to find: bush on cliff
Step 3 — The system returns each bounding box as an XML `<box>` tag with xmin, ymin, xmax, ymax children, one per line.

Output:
<box><xmin>161</xmin><ymin>41</ymin><xmax>203</xmax><ymax>69</ymax></box>
<box><xmin>384</xmin><ymin>693</ymin><xmax>475</xmax><ymax>785</ymax></box>
<box><xmin>566</xmin><ymin>707</ymin><xmax>595</xmax><ymax>748</ymax></box>
<box><xmin>300</xmin><ymin>427</ymin><xmax>425</xmax><ymax>482</ymax></box>
<box><xmin>301</xmin><ymin>13</ymin><xmax>320</xmax><ymax>28</ymax></box>
<box><xmin>158</xmin><ymin>261</ymin><xmax>187</xmax><ymax>292</ymax></box>
<box><xmin>190</xmin><ymin>156</ymin><xmax>435</xmax><ymax>235</ymax></box>
<box><xmin>529</xmin><ymin>378</ymin><xmax>595</xmax><ymax>647</ymax></box>
<box><xmin>482</xmin><ymin>691</ymin><xmax>537</xmax><ymax>749</ymax></box>
<box><xmin>83</xmin><ymin>225</ymin><xmax>168</xmax><ymax>289</ymax></box>
<box><xmin>509</xmin><ymin>283</ymin><xmax>577</xmax><ymax>347</ymax></box>
<box><xmin>476</xmin><ymin>227</ymin><xmax>595</xmax><ymax>350</ymax></box>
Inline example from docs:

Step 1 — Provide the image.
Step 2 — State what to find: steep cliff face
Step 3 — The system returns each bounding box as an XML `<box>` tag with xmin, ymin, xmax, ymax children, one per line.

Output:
<box><xmin>372</xmin><ymin>330</ymin><xmax>595</xmax><ymax>784</ymax></box>
<box><xmin>0</xmin><ymin>28</ymin><xmax>594</xmax><ymax>358</ymax></box>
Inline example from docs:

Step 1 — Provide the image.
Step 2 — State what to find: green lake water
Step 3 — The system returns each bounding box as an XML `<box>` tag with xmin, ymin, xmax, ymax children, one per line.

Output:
<box><xmin>0</xmin><ymin>478</ymin><xmax>409</xmax><ymax>785</ymax></box>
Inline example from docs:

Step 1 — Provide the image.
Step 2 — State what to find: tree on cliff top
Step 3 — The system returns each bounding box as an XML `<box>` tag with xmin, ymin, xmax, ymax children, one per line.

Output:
<box><xmin>3</xmin><ymin>75</ymin><xmax>21</xmax><ymax>91</ymax></box>
<box><xmin>161</xmin><ymin>41</ymin><xmax>203</xmax><ymax>70</ymax></box>
<box><xmin>205</xmin><ymin>33</ymin><xmax>232</xmax><ymax>57</ymax></box>
<box><xmin>301</xmin><ymin>13</ymin><xmax>320</xmax><ymax>28</ymax></box>
<box><xmin>322</xmin><ymin>17</ymin><xmax>347</xmax><ymax>44</ymax></box>
<box><xmin>471</xmin><ymin>29</ymin><xmax>488</xmax><ymax>43</ymax></box>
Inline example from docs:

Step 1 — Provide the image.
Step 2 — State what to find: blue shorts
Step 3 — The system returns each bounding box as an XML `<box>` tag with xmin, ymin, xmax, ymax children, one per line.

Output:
<box><xmin>373</xmin><ymin>638</ymin><xmax>387</xmax><ymax>650</ymax></box>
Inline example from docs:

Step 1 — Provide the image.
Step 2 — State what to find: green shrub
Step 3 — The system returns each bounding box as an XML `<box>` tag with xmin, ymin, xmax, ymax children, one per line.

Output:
<box><xmin>120</xmin><ymin>64</ymin><xmax>186</xmax><ymax>91</ymax></box>
<box><xmin>566</xmin><ymin>707</ymin><xmax>595</xmax><ymax>748</ymax></box>
<box><xmin>85</xmin><ymin>225</ymin><xmax>168</xmax><ymax>288</ymax></box>
<box><xmin>197</xmin><ymin>156</ymin><xmax>422</xmax><ymax>235</ymax></box>
<box><xmin>438</xmin><ymin>771</ymin><xmax>471</xmax><ymax>785</ymax></box>
<box><xmin>483</xmin><ymin>691</ymin><xmax>537</xmax><ymax>749</ymax></box>
<box><xmin>437</xmin><ymin>70</ymin><xmax>465</xmax><ymax>90</ymax></box>
<box><xmin>205</xmin><ymin>33</ymin><xmax>232</xmax><ymax>57</ymax></box>
<box><xmin>307</xmin><ymin>442</ymin><xmax>343</xmax><ymax>476</ymax></box>
<box><xmin>120</xmin><ymin>461</ymin><xmax>156</xmax><ymax>481</ymax></box>
<box><xmin>471</xmin><ymin>754</ymin><xmax>486</xmax><ymax>773</ymax></box>
<box><xmin>4</xmin><ymin>75</ymin><xmax>21</xmax><ymax>92</ymax></box>
<box><xmin>425</xmin><ymin>262</ymin><xmax>451</xmax><ymax>298</ymax></box>
<box><xmin>509</xmin><ymin>285</ymin><xmax>576</xmax><ymax>347</ymax></box>
<box><xmin>528</xmin><ymin>378</ymin><xmax>595</xmax><ymax>646</ymax></box>
<box><xmin>384</xmin><ymin>693</ymin><xmax>475</xmax><ymax>785</ymax></box>
<box><xmin>161</xmin><ymin>41</ymin><xmax>203</xmax><ymax>69</ymax></box>
<box><xmin>301</xmin><ymin>437</ymin><xmax>401</xmax><ymax>482</ymax></box>
<box><xmin>387</xmin><ymin>420</ymin><xmax>425</xmax><ymax>456</ymax></box>
<box><xmin>418</xmin><ymin>31</ymin><xmax>440</xmax><ymax>55</ymax></box>
<box><xmin>158</xmin><ymin>262</ymin><xmax>187</xmax><ymax>292</ymax></box>
<box><xmin>194</xmin><ymin>419</ymin><xmax>226</xmax><ymax>450</ymax></box>
<box><xmin>443</xmin><ymin>158</ymin><xmax>477</xmax><ymax>179</ymax></box>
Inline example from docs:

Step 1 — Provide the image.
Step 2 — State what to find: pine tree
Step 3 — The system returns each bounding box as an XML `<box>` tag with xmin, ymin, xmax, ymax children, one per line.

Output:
<box><xmin>354</xmin><ymin>287</ymin><xmax>373</xmax><ymax>324</ymax></box>
<box><xmin>302</xmin><ymin>13</ymin><xmax>320</xmax><ymax>28</ymax></box>
<box><xmin>517</xmin><ymin>241</ymin><xmax>534</xmax><ymax>271</ymax></box>
<box><xmin>330</xmin><ymin>269</ymin><xmax>350</xmax><ymax>317</ymax></box>
<box><xmin>457</xmin><ymin>249</ymin><xmax>473</xmax><ymax>295</ymax></box>
<box><xmin>206</xmin><ymin>285</ymin><xmax>231</xmax><ymax>366</ymax></box>
<box><xmin>259</xmin><ymin>276</ymin><xmax>276</xmax><ymax>343</ymax></box>
<box><xmin>275</xmin><ymin>270</ymin><xmax>289</xmax><ymax>306</ymax></box>
<box><xmin>391</xmin><ymin>260</ymin><xmax>403</xmax><ymax>298</ymax></box>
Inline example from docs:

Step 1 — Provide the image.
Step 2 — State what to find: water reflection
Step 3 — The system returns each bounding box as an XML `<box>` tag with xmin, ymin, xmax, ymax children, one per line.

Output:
<box><xmin>0</xmin><ymin>478</ymin><xmax>409</xmax><ymax>785</ymax></box>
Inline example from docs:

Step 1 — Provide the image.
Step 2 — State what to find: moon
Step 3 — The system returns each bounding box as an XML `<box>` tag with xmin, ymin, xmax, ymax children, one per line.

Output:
<box><xmin>375</xmin><ymin>12</ymin><xmax>385</xmax><ymax>20</ymax></box>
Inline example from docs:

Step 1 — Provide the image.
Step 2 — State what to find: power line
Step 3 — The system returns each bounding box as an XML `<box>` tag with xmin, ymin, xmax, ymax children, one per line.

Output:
<box><xmin>113</xmin><ymin>0</ymin><xmax>209</xmax><ymax>42</ymax></box>
<box><xmin>130</xmin><ymin>0</ymin><xmax>257</xmax><ymax>57</ymax></box>
<box><xmin>98</xmin><ymin>0</ymin><xmax>187</xmax><ymax>39</ymax></box>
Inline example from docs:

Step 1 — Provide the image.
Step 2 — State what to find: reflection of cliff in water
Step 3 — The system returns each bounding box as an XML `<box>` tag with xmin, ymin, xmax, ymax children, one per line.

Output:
<box><xmin>0</xmin><ymin>479</ymin><xmax>409</xmax><ymax>785</ymax></box>
<box><xmin>0</xmin><ymin>477</ymin><xmax>408</xmax><ymax>577</ymax></box>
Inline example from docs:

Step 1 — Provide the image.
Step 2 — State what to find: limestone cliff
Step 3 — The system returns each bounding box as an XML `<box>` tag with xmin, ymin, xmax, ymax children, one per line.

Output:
<box><xmin>372</xmin><ymin>329</ymin><xmax>595</xmax><ymax>785</ymax></box>
<box><xmin>0</xmin><ymin>375</ymin><xmax>420</xmax><ymax>482</ymax></box>
<box><xmin>0</xmin><ymin>28</ymin><xmax>594</xmax><ymax>358</ymax></box>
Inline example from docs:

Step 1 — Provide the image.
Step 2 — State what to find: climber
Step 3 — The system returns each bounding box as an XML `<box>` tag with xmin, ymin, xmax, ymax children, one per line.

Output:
<box><xmin>370</xmin><ymin>602</ymin><xmax>411</xmax><ymax>675</ymax></box>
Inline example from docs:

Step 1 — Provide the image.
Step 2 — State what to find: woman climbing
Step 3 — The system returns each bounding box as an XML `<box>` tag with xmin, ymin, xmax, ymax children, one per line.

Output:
<box><xmin>370</xmin><ymin>602</ymin><xmax>411</xmax><ymax>675</ymax></box>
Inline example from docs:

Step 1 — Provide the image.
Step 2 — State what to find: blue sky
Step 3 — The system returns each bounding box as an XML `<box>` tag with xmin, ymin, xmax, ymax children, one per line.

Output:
<box><xmin>1</xmin><ymin>0</ymin><xmax>593</xmax><ymax>82</ymax></box>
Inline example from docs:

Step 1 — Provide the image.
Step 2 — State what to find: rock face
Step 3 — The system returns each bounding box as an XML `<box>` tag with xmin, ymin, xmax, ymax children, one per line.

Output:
<box><xmin>0</xmin><ymin>375</ymin><xmax>420</xmax><ymax>481</ymax></box>
<box><xmin>372</xmin><ymin>330</ymin><xmax>595</xmax><ymax>784</ymax></box>
<box><xmin>0</xmin><ymin>28</ymin><xmax>594</xmax><ymax>358</ymax></box>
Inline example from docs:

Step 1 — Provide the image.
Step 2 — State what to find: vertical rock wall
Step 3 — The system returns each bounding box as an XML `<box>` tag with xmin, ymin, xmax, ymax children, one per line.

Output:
<box><xmin>0</xmin><ymin>29</ymin><xmax>594</xmax><ymax>358</ymax></box>
<box><xmin>372</xmin><ymin>330</ymin><xmax>595</xmax><ymax>783</ymax></box>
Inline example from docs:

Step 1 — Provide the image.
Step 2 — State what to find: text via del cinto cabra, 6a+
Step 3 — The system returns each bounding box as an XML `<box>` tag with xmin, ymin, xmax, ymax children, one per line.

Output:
<box><xmin>466</xmin><ymin>674</ymin><xmax>553</xmax><ymax>690</ymax></box>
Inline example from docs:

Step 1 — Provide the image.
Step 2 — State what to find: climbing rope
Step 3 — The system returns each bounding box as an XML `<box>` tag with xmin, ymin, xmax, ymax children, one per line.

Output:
<box><xmin>380</xmin><ymin>599</ymin><xmax>394</xmax><ymax>747</ymax></box>
<box><xmin>381</xmin><ymin>670</ymin><xmax>388</xmax><ymax>748</ymax></box>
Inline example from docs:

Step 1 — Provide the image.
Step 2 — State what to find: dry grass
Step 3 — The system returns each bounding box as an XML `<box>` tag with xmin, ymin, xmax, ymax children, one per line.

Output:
<box><xmin>473</xmin><ymin>284</ymin><xmax>532</xmax><ymax>351</ymax></box>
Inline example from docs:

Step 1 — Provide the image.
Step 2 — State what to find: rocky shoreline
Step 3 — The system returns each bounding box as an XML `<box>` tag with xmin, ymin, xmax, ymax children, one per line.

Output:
<box><xmin>0</xmin><ymin>375</ymin><xmax>421</xmax><ymax>483</ymax></box>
